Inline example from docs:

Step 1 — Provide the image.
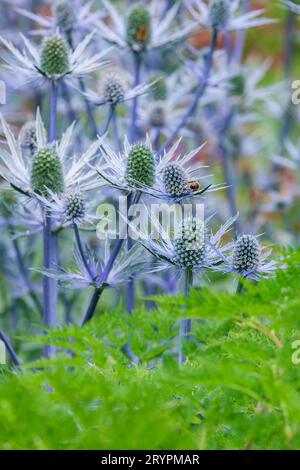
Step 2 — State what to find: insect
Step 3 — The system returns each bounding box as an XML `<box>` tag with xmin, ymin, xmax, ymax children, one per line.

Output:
<box><xmin>188</xmin><ymin>180</ymin><xmax>202</xmax><ymax>192</ymax></box>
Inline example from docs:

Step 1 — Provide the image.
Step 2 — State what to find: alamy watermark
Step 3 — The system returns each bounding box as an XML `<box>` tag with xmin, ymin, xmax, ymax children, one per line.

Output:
<box><xmin>291</xmin><ymin>340</ymin><xmax>300</xmax><ymax>365</ymax></box>
<box><xmin>95</xmin><ymin>197</ymin><xmax>205</xmax><ymax>243</ymax></box>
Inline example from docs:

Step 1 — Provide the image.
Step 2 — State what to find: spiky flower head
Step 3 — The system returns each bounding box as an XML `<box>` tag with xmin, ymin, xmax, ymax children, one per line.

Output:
<box><xmin>19</xmin><ymin>121</ymin><xmax>38</xmax><ymax>154</ymax></box>
<box><xmin>233</xmin><ymin>234</ymin><xmax>260</xmax><ymax>274</ymax></box>
<box><xmin>173</xmin><ymin>217</ymin><xmax>206</xmax><ymax>268</ymax></box>
<box><xmin>40</xmin><ymin>34</ymin><xmax>70</xmax><ymax>78</ymax></box>
<box><xmin>31</xmin><ymin>148</ymin><xmax>64</xmax><ymax>195</ymax></box>
<box><xmin>125</xmin><ymin>143</ymin><xmax>156</xmax><ymax>188</ymax></box>
<box><xmin>53</xmin><ymin>1</ymin><xmax>75</xmax><ymax>34</ymax></box>
<box><xmin>126</xmin><ymin>6</ymin><xmax>151</xmax><ymax>52</ymax></box>
<box><xmin>64</xmin><ymin>192</ymin><xmax>85</xmax><ymax>222</ymax></box>
<box><xmin>103</xmin><ymin>73</ymin><xmax>125</xmax><ymax>105</ymax></box>
<box><xmin>209</xmin><ymin>0</ymin><xmax>230</xmax><ymax>30</ymax></box>
<box><xmin>150</xmin><ymin>76</ymin><xmax>167</xmax><ymax>101</ymax></box>
<box><xmin>163</xmin><ymin>163</ymin><xmax>188</xmax><ymax>197</ymax></box>
<box><xmin>148</xmin><ymin>101</ymin><xmax>167</xmax><ymax>128</ymax></box>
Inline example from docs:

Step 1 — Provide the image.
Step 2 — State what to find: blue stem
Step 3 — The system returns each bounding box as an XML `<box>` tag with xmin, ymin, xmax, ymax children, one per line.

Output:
<box><xmin>49</xmin><ymin>81</ymin><xmax>58</xmax><ymax>143</ymax></box>
<box><xmin>158</xmin><ymin>29</ymin><xmax>218</xmax><ymax>156</ymax></box>
<box><xmin>126</xmin><ymin>53</ymin><xmax>142</xmax><ymax>313</ymax></box>
<box><xmin>81</xmin><ymin>193</ymin><xmax>140</xmax><ymax>326</ymax></box>
<box><xmin>43</xmin><ymin>81</ymin><xmax>59</xmax><ymax>356</ymax></box>
<box><xmin>130</xmin><ymin>53</ymin><xmax>141</xmax><ymax>144</ymax></box>
<box><xmin>0</xmin><ymin>330</ymin><xmax>20</xmax><ymax>366</ymax></box>
<box><xmin>178</xmin><ymin>269</ymin><xmax>193</xmax><ymax>366</ymax></box>
<box><xmin>73</xmin><ymin>223</ymin><xmax>94</xmax><ymax>281</ymax></box>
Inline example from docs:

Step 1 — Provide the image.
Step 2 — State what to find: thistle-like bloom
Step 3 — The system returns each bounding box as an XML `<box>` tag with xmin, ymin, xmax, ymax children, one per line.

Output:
<box><xmin>95</xmin><ymin>136</ymin><xmax>221</xmax><ymax>200</ymax></box>
<box><xmin>85</xmin><ymin>68</ymin><xmax>154</xmax><ymax>107</ymax></box>
<box><xmin>94</xmin><ymin>135</ymin><xmax>156</xmax><ymax>193</ymax></box>
<box><xmin>15</xmin><ymin>0</ymin><xmax>102</xmax><ymax>37</ymax></box>
<box><xmin>186</xmin><ymin>0</ymin><xmax>275</xmax><ymax>32</ymax></box>
<box><xmin>35</xmin><ymin>188</ymin><xmax>99</xmax><ymax>228</ymax></box>
<box><xmin>145</xmin><ymin>139</ymin><xmax>222</xmax><ymax>202</ymax></box>
<box><xmin>38</xmin><ymin>243</ymin><xmax>151</xmax><ymax>290</ymax></box>
<box><xmin>132</xmin><ymin>212</ymin><xmax>237</xmax><ymax>278</ymax></box>
<box><xmin>0</xmin><ymin>110</ymin><xmax>104</xmax><ymax>198</ymax></box>
<box><xmin>97</xmin><ymin>0</ymin><xmax>195</xmax><ymax>53</ymax></box>
<box><xmin>228</xmin><ymin>234</ymin><xmax>278</xmax><ymax>280</ymax></box>
<box><xmin>0</xmin><ymin>31</ymin><xmax>110</xmax><ymax>85</ymax></box>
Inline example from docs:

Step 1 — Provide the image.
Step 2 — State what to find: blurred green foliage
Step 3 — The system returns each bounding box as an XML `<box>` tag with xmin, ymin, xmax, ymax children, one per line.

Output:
<box><xmin>1</xmin><ymin>248</ymin><xmax>300</xmax><ymax>450</ymax></box>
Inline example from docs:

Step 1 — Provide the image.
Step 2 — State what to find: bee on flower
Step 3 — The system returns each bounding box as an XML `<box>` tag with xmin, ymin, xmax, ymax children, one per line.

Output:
<box><xmin>97</xmin><ymin>0</ymin><xmax>196</xmax><ymax>54</ymax></box>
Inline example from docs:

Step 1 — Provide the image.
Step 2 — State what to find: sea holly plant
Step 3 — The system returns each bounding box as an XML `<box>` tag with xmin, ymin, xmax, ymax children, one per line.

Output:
<box><xmin>0</xmin><ymin>0</ymin><xmax>288</xmax><ymax>378</ymax></box>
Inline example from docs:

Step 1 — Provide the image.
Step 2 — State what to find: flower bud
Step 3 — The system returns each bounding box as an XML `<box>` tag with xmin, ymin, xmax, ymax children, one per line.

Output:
<box><xmin>209</xmin><ymin>0</ymin><xmax>230</xmax><ymax>30</ymax></box>
<box><xmin>31</xmin><ymin>148</ymin><xmax>64</xmax><ymax>195</ymax></box>
<box><xmin>233</xmin><ymin>234</ymin><xmax>260</xmax><ymax>273</ymax></box>
<box><xmin>64</xmin><ymin>192</ymin><xmax>85</xmax><ymax>221</ymax></box>
<box><xmin>163</xmin><ymin>163</ymin><xmax>188</xmax><ymax>196</ymax></box>
<box><xmin>126</xmin><ymin>6</ymin><xmax>151</xmax><ymax>52</ymax></box>
<box><xmin>40</xmin><ymin>34</ymin><xmax>70</xmax><ymax>78</ymax></box>
<box><xmin>53</xmin><ymin>1</ymin><xmax>75</xmax><ymax>34</ymax></box>
<box><xmin>125</xmin><ymin>144</ymin><xmax>156</xmax><ymax>188</ymax></box>
<box><xmin>173</xmin><ymin>218</ymin><xmax>206</xmax><ymax>268</ymax></box>
<box><xmin>103</xmin><ymin>74</ymin><xmax>125</xmax><ymax>105</ymax></box>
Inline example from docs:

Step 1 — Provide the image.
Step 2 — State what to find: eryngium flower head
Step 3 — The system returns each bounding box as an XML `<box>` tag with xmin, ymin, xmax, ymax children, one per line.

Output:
<box><xmin>126</xmin><ymin>6</ymin><xmax>151</xmax><ymax>52</ymax></box>
<box><xmin>209</xmin><ymin>0</ymin><xmax>230</xmax><ymax>30</ymax></box>
<box><xmin>53</xmin><ymin>1</ymin><xmax>75</xmax><ymax>33</ymax></box>
<box><xmin>64</xmin><ymin>192</ymin><xmax>85</xmax><ymax>222</ymax></box>
<box><xmin>233</xmin><ymin>234</ymin><xmax>260</xmax><ymax>274</ymax></box>
<box><xmin>125</xmin><ymin>143</ymin><xmax>155</xmax><ymax>188</ymax></box>
<box><xmin>19</xmin><ymin>121</ymin><xmax>38</xmax><ymax>154</ymax></box>
<box><xmin>163</xmin><ymin>163</ymin><xmax>188</xmax><ymax>196</ymax></box>
<box><xmin>103</xmin><ymin>74</ymin><xmax>125</xmax><ymax>105</ymax></box>
<box><xmin>173</xmin><ymin>218</ymin><xmax>206</xmax><ymax>268</ymax></box>
<box><xmin>151</xmin><ymin>76</ymin><xmax>167</xmax><ymax>100</ymax></box>
<box><xmin>148</xmin><ymin>101</ymin><xmax>167</xmax><ymax>128</ymax></box>
<box><xmin>31</xmin><ymin>148</ymin><xmax>64</xmax><ymax>195</ymax></box>
<box><xmin>40</xmin><ymin>34</ymin><xmax>70</xmax><ymax>78</ymax></box>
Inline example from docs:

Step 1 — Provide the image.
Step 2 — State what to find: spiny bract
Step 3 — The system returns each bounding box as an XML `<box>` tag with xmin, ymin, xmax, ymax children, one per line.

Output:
<box><xmin>163</xmin><ymin>163</ymin><xmax>188</xmax><ymax>196</ymax></box>
<box><xmin>173</xmin><ymin>218</ymin><xmax>206</xmax><ymax>268</ymax></box>
<box><xmin>126</xmin><ymin>6</ymin><xmax>151</xmax><ymax>51</ymax></box>
<box><xmin>125</xmin><ymin>144</ymin><xmax>156</xmax><ymax>188</ymax></box>
<box><xmin>31</xmin><ymin>148</ymin><xmax>64</xmax><ymax>195</ymax></box>
<box><xmin>233</xmin><ymin>234</ymin><xmax>260</xmax><ymax>273</ymax></box>
<box><xmin>53</xmin><ymin>0</ymin><xmax>75</xmax><ymax>33</ymax></box>
<box><xmin>103</xmin><ymin>75</ymin><xmax>125</xmax><ymax>105</ymax></box>
<box><xmin>19</xmin><ymin>121</ymin><xmax>37</xmax><ymax>153</ymax></box>
<box><xmin>151</xmin><ymin>76</ymin><xmax>167</xmax><ymax>101</ymax></box>
<box><xmin>209</xmin><ymin>0</ymin><xmax>230</xmax><ymax>30</ymax></box>
<box><xmin>64</xmin><ymin>192</ymin><xmax>86</xmax><ymax>221</ymax></box>
<box><xmin>40</xmin><ymin>35</ymin><xmax>70</xmax><ymax>78</ymax></box>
